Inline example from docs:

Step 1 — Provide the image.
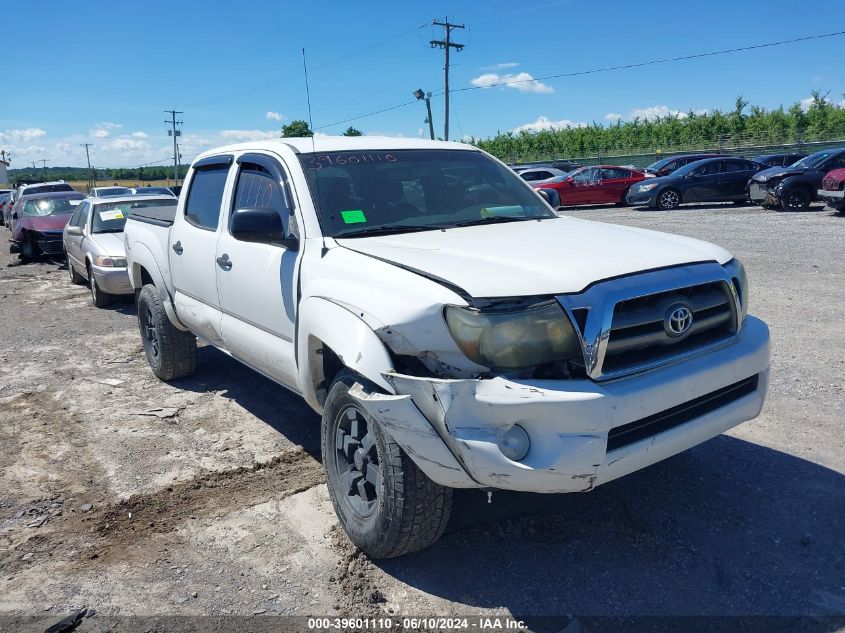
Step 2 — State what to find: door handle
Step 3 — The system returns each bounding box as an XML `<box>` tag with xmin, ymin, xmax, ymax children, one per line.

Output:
<box><xmin>172</xmin><ymin>241</ymin><xmax>183</xmax><ymax>255</ymax></box>
<box><xmin>216</xmin><ymin>254</ymin><xmax>233</xmax><ymax>271</ymax></box>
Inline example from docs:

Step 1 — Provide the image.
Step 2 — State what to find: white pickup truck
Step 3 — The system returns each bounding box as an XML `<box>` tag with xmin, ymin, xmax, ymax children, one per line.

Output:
<box><xmin>124</xmin><ymin>137</ymin><xmax>770</xmax><ymax>558</ymax></box>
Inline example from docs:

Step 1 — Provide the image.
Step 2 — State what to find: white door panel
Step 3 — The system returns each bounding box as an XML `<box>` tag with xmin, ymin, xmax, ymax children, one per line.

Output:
<box><xmin>216</xmin><ymin>153</ymin><xmax>300</xmax><ymax>387</ymax></box>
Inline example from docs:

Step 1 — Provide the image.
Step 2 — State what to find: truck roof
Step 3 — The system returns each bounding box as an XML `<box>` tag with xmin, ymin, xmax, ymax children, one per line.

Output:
<box><xmin>194</xmin><ymin>136</ymin><xmax>478</xmax><ymax>161</ymax></box>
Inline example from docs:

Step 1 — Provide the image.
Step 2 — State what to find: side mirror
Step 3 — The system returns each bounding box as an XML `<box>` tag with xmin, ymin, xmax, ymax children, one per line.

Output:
<box><xmin>66</xmin><ymin>225</ymin><xmax>83</xmax><ymax>236</ymax></box>
<box><xmin>230</xmin><ymin>207</ymin><xmax>298</xmax><ymax>249</ymax></box>
<box><xmin>536</xmin><ymin>188</ymin><xmax>560</xmax><ymax>209</ymax></box>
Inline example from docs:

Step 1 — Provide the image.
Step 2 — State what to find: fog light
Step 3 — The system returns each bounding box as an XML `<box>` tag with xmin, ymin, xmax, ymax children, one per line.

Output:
<box><xmin>498</xmin><ymin>424</ymin><xmax>530</xmax><ymax>461</ymax></box>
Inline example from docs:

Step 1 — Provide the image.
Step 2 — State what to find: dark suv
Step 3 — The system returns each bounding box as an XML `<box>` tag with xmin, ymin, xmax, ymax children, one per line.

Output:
<box><xmin>643</xmin><ymin>153</ymin><xmax>726</xmax><ymax>177</ymax></box>
<box><xmin>752</xmin><ymin>153</ymin><xmax>806</xmax><ymax>168</ymax></box>
<box><xmin>747</xmin><ymin>148</ymin><xmax>845</xmax><ymax>211</ymax></box>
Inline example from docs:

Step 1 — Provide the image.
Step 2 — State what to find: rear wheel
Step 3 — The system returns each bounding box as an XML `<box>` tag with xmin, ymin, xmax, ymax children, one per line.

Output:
<box><xmin>780</xmin><ymin>186</ymin><xmax>811</xmax><ymax>212</ymax></box>
<box><xmin>322</xmin><ymin>370</ymin><xmax>453</xmax><ymax>558</ymax></box>
<box><xmin>656</xmin><ymin>188</ymin><xmax>681</xmax><ymax>210</ymax></box>
<box><xmin>137</xmin><ymin>284</ymin><xmax>196</xmax><ymax>381</ymax></box>
<box><xmin>616</xmin><ymin>187</ymin><xmax>631</xmax><ymax>206</ymax></box>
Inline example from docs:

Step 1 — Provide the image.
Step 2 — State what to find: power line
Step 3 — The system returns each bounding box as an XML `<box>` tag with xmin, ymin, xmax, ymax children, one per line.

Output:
<box><xmin>314</xmin><ymin>29</ymin><xmax>845</xmax><ymax>131</ymax></box>
<box><xmin>430</xmin><ymin>17</ymin><xmax>465</xmax><ymax>141</ymax></box>
<box><xmin>450</xmin><ymin>30</ymin><xmax>845</xmax><ymax>94</ymax></box>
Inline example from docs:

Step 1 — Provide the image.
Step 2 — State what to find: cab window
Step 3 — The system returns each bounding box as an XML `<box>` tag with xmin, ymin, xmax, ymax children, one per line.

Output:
<box><xmin>232</xmin><ymin>162</ymin><xmax>292</xmax><ymax>235</ymax></box>
<box><xmin>185</xmin><ymin>163</ymin><xmax>229</xmax><ymax>230</ymax></box>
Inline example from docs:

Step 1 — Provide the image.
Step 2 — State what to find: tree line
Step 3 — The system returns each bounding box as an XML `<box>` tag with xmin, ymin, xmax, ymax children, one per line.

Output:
<box><xmin>472</xmin><ymin>93</ymin><xmax>845</xmax><ymax>162</ymax></box>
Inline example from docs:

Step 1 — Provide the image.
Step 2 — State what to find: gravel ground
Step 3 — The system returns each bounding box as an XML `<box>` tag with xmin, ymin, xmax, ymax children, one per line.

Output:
<box><xmin>0</xmin><ymin>201</ymin><xmax>843</xmax><ymax>632</ymax></box>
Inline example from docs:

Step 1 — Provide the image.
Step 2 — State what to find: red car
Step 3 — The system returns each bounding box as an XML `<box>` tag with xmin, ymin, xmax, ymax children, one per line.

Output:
<box><xmin>532</xmin><ymin>165</ymin><xmax>646</xmax><ymax>207</ymax></box>
<box><xmin>11</xmin><ymin>191</ymin><xmax>84</xmax><ymax>260</ymax></box>
<box><xmin>818</xmin><ymin>168</ymin><xmax>845</xmax><ymax>212</ymax></box>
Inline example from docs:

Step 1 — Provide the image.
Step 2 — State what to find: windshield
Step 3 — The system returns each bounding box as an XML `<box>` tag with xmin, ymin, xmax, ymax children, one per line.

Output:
<box><xmin>22</xmin><ymin>196</ymin><xmax>81</xmax><ymax>216</ymax></box>
<box><xmin>92</xmin><ymin>198</ymin><xmax>177</xmax><ymax>233</ymax></box>
<box><xmin>790</xmin><ymin>150</ymin><xmax>837</xmax><ymax>170</ymax></box>
<box><xmin>645</xmin><ymin>158</ymin><xmax>672</xmax><ymax>172</ymax></box>
<box><xmin>97</xmin><ymin>187</ymin><xmax>132</xmax><ymax>197</ymax></box>
<box><xmin>298</xmin><ymin>149</ymin><xmax>554</xmax><ymax>237</ymax></box>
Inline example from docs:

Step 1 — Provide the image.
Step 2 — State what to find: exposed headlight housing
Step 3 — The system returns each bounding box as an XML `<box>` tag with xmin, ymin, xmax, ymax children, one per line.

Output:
<box><xmin>723</xmin><ymin>258</ymin><xmax>748</xmax><ymax>324</ymax></box>
<box><xmin>444</xmin><ymin>301</ymin><xmax>581</xmax><ymax>370</ymax></box>
<box><xmin>637</xmin><ymin>182</ymin><xmax>658</xmax><ymax>192</ymax></box>
<box><xmin>95</xmin><ymin>255</ymin><xmax>127</xmax><ymax>267</ymax></box>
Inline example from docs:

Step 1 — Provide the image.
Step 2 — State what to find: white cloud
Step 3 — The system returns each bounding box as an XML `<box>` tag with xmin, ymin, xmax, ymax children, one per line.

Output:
<box><xmin>605</xmin><ymin>112</ymin><xmax>623</xmax><ymax>122</ymax></box>
<box><xmin>512</xmin><ymin>116</ymin><xmax>586</xmax><ymax>133</ymax></box>
<box><xmin>0</xmin><ymin>128</ymin><xmax>47</xmax><ymax>143</ymax></box>
<box><xmin>219</xmin><ymin>129</ymin><xmax>279</xmax><ymax>141</ymax></box>
<box><xmin>266</xmin><ymin>111</ymin><xmax>284</xmax><ymax>122</ymax></box>
<box><xmin>92</xmin><ymin>129</ymin><xmax>111</xmax><ymax>138</ymax></box>
<box><xmin>131</xmin><ymin>131</ymin><xmax>149</xmax><ymax>138</ymax></box>
<box><xmin>100</xmin><ymin>122</ymin><xmax>122</xmax><ymax>129</ymax></box>
<box><xmin>470</xmin><ymin>71</ymin><xmax>554</xmax><ymax>94</ymax></box>
<box><xmin>481</xmin><ymin>62</ymin><xmax>519</xmax><ymax>70</ymax></box>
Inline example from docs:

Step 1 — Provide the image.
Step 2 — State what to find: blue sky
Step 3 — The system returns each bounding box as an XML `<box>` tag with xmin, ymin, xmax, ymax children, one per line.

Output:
<box><xmin>3</xmin><ymin>0</ymin><xmax>844</xmax><ymax>168</ymax></box>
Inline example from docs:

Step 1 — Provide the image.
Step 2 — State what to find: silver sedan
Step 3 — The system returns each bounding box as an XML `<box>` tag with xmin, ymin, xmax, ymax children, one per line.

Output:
<box><xmin>63</xmin><ymin>196</ymin><xmax>177</xmax><ymax>307</ymax></box>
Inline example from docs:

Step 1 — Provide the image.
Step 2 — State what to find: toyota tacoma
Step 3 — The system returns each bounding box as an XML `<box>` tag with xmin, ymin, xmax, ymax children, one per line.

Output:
<box><xmin>123</xmin><ymin>137</ymin><xmax>770</xmax><ymax>558</ymax></box>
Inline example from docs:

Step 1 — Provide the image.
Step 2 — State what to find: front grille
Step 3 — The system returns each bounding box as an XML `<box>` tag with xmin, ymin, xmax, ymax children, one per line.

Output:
<box><xmin>36</xmin><ymin>233</ymin><xmax>65</xmax><ymax>255</ymax></box>
<box><xmin>606</xmin><ymin>374</ymin><xmax>759</xmax><ymax>452</ymax></box>
<box><xmin>602</xmin><ymin>281</ymin><xmax>735</xmax><ymax>374</ymax></box>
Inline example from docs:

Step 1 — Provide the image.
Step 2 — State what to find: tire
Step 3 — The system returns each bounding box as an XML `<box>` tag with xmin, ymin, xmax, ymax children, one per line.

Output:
<box><xmin>656</xmin><ymin>188</ymin><xmax>681</xmax><ymax>210</ymax></box>
<box><xmin>616</xmin><ymin>187</ymin><xmax>631</xmax><ymax>207</ymax></box>
<box><xmin>88</xmin><ymin>264</ymin><xmax>112</xmax><ymax>308</ymax></box>
<box><xmin>69</xmin><ymin>261</ymin><xmax>85</xmax><ymax>285</ymax></box>
<box><xmin>136</xmin><ymin>283</ymin><xmax>196</xmax><ymax>381</ymax></box>
<box><xmin>322</xmin><ymin>370</ymin><xmax>453</xmax><ymax>559</ymax></box>
<box><xmin>780</xmin><ymin>186</ymin><xmax>811</xmax><ymax>212</ymax></box>
<box><xmin>20</xmin><ymin>240</ymin><xmax>36</xmax><ymax>262</ymax></box>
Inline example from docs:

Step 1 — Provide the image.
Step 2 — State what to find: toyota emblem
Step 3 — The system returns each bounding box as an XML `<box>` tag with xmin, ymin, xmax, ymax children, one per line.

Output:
<box><xmin>664</xmin><ymin>303</ymin><xmax>694</xmax><ymax>337</ymax></box>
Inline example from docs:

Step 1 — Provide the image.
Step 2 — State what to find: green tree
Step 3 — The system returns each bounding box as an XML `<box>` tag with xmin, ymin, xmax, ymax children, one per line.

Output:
<box><xmin>342</xmin><ymin>127</ymin><xmax>363</xmax><ymax>136</ymax></box>
<box><xmin>281</xmin><ymin>120</ymin><xmax>313</xmax><ymax>137</ymax></box>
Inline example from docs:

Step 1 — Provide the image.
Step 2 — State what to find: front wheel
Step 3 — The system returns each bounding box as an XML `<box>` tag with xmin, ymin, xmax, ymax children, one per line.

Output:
<box><xmin>656</xmin><ymin>188</ymin><xmax>681</xmax><ymax>210</ymax></box>
<box><xmin>780</xmin><ymin>186</ymin><xmax>811</xmax><ymax>212</ymax></box>
<box><xmin>322</xmin><ymin>371</ymin><xmax>453</xmax><ymax>558</ymax></box>
<box><xmin>136</xmin><ymin>284</ymin><xmax>196</xmax><ymax>381</ymax></box>
<box><xmin>89</xmin><ymin>266</ymin><xmax>112</xmax><ymax>308</ymax></box>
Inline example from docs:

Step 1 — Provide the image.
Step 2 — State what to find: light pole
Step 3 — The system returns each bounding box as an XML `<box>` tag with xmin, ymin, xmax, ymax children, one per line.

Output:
<box><xmin>414</xmin><ymin>89</ymin><xmax>435</xmax><ymax>140</ymax></box>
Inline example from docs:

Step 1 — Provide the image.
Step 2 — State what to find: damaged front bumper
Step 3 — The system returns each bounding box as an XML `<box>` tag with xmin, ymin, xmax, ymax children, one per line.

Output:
<box><xmin>351</xmin><ymin>316</ymin><xmax>770</xmax><ymax>494</ymax></box>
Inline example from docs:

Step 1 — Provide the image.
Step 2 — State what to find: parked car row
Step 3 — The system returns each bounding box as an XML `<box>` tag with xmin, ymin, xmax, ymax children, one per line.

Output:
<box><xmin>2</xmin><ymin>183</ymin><xmax>177</xmax><ymax>308</ymax></box>
<box><xmin>522</xmin><ymin>148</ymin><xmax>845</xmax><ymax>212</ymax></box>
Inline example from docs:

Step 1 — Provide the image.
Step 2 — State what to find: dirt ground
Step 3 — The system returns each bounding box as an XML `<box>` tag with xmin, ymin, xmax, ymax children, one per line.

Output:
<box><xmin>0</xmin><ymin>202</ymin><xmax>843</xmax><ymax>632</ymax></box>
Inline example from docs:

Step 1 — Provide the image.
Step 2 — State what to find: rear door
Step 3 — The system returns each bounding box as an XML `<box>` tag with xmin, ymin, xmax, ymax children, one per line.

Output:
<box><xmin>685</xmin><ymin>161</ymin><xmax>723</xmax><ymax>201</ymax></box>
<box><xmin>721</xmin><ymin>159</ymin><xmax>760</xmax><ymax>198</ymax></box>
<box><xmin>214</xmin><ymin>152</ymin><xmax>302</xmax><ymax>388</ymax></box>
<box><xmin>169</xmin><ymin>155</ymin><xmax>234</xmax><ymax>345</ymax></box>
<box><xmin>597</xmin><ymin>168</ymin><xmax>630</xmax><ymax>203</ymax></box>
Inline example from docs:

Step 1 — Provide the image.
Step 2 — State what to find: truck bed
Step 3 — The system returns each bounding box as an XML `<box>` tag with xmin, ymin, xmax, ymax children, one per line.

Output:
<box><xmin>129</xmin><ymin>205</ymin><xmax>177</xmax><ymax>227</ymax></box>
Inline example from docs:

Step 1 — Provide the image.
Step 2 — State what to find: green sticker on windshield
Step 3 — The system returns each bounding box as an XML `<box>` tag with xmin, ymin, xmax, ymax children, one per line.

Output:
<box><xmin>341</xmin><ymin>209</ymin><xmax>367</xmax><ymax>224</ymax></box>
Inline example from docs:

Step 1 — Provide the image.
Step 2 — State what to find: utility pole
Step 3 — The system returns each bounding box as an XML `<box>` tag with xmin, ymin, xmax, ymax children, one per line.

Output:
<box><xmin>38</xmin><ymin>159</ymin><xmax>50</xmax><ymax>181</ymax></box>
<box><xmin>430</xmin><ymin>17</ymin><xmax>464</xmax><ymax>141</ymax></box>
<box><xmin>164</xmin><ymin>109</ymin><xmax>183</xmax><ymax>186</ymax></box>
<box><xmin>81</xmin><ymin>143</ymin><xmax>94</xmax><ymax>191</ymax></box>
<box><xmin>413</xmin><ymin>89</ymin><xmax>436</xmax><ymax>140</ymax></box>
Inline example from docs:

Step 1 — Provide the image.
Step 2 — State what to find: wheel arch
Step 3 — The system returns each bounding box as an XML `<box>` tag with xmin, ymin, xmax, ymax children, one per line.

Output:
<box><xmin>297</xmin><ymin>296</ymin><xmax>395</xmax><ymax>414</ymax></box>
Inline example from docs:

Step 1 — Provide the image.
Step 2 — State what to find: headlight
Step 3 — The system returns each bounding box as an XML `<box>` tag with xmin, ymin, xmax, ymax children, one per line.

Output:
<box><xmin>637</xmin><ymin>183</ymin><xmax>658</xmax><ymax>192</ymax></box>
<box><xmin>95</xmin><ymin>255</ymin><xmax>127</xmax><ymax>267</ymax></box>
<box><xmin>723</xmin><ymin>258</ymin><xmax>748</xmax><ymax>323</ymax></box>
<box><xmin>444</xmin><ymin>301</ymin><xmax>581</xmax><ymax>370</ymax></box>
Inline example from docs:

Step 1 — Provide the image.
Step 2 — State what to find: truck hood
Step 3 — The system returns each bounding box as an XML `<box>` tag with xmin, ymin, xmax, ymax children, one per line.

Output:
<box><xmin>89</xmin><ymin>232</ymin><xmax>126</xmax><ymax>256</ymax></box>
<box><xmin>337</xmin><ymin>216</ymin><xmax>731</xmax><ymax>298</ymax></box>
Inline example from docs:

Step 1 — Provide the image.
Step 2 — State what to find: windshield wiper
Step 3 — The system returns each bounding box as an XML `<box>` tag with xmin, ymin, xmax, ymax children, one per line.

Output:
<box><xmin>449</xmin><ymin>215</ymin><xmax>543</xmax><ymax>229</ymax></box>
<box><xmin>334</xmin><ymin>225</ymin><xmax>440</xmax><ymax>238</ymax></box>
